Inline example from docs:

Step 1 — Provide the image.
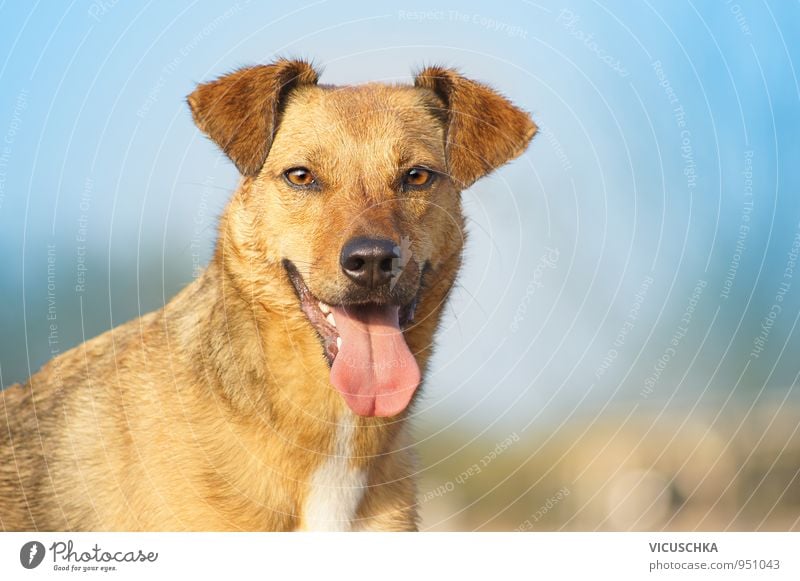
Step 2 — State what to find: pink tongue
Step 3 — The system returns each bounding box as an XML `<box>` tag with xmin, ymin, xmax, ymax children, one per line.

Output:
<box><xmin>329</xmin><ymin>304</ymin><xmax>420</xmax><ymax>417</ymax></box>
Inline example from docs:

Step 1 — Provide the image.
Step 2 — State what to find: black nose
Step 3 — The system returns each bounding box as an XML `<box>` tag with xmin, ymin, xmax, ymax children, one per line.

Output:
<box><xmin>340</xmin><ymin>236</ymin><xmax>399</xmax><ymax>288</ymax></box>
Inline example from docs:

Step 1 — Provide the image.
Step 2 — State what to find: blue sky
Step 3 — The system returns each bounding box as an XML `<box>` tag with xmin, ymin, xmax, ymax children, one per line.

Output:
<box><xmin>1</xmin><ymin>0</ymin><xmax>799</xmax><ymax>432</ymax></box>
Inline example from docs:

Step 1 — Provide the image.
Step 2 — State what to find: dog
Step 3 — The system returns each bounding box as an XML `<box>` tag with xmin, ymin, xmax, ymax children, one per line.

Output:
<box><xmin>0</xmin><ymin>59</ymin><xmax>535</xmax><ymax>531</ymax></box>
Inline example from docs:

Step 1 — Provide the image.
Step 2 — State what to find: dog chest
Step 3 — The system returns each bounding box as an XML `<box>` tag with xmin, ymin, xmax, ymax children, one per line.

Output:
<box><xmin>300</xmin><ymin>418</ymin><xmax>367</xmax><ymax>531</ymax></box>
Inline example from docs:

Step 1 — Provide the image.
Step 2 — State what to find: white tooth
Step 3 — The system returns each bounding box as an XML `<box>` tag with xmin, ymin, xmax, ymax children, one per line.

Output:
<box><xmin>336</xmin><ymin>337</ymin><xmax>342</xmax><ymax>349</ymax></box>
<box><xmin>318</xmin><ymin>302</ymin><xmax>331</xmax><ymax>314</ymax></box>
<box><xmin>326</xmin><ymin>313</ymin><xmax>336</xmax><ymax>327</ymax></box>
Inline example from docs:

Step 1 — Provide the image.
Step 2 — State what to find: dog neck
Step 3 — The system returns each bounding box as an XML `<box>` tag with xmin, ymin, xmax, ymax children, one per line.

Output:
<box><xmin>171</xmin><ymin>253</ymin><xmax>409</xmax><ymax>463</ymax></box>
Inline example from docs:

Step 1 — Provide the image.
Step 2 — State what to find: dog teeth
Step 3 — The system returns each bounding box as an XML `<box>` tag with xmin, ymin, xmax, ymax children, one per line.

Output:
<box><xmin>336</xmin><ymin>337</ymin><xmax>342</xmax><ymax>349</ymax></box>
<box><xmin>318</xmin><ymin>302</ymin><xmax>331</xmax><ymax>314</ymax></box>
<box><xmin>326</xmin><ymin>313</ymin><xmax>336</xmax><ymax>327</ymax></box>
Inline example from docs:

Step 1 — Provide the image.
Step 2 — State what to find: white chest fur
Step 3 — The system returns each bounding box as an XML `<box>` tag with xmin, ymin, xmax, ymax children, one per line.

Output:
<box><xmin>301</xmin><ymin>417</ymin><xmax>367</xmax><ymax>531</ymax></box>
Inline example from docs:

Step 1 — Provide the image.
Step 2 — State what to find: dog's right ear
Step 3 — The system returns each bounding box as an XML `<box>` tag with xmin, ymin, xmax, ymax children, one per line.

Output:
<box><xmin>187</xmin><ymin>59</ymin><xmax>319</xmax><ymax>176</ymax></box>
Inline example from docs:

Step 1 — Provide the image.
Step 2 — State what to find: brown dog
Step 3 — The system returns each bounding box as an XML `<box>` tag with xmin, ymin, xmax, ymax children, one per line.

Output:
<box><xmin>0</xmin><ymin>59</ymin><xmax>535</xmax><ymax>531</ymax></box>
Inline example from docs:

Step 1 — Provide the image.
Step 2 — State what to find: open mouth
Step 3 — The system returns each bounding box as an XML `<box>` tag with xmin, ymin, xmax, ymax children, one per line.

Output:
<box><xmin>283</xmin><ymin>260</ymin><xmax>422</xmax><ymax>417</ymax></box>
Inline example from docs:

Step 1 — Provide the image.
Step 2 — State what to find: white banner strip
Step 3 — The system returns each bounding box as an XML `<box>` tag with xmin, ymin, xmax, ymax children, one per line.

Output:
<box><xmin>1</xmin><ymin>532</ymin><xmax>797</xmax><ymax>580</ymax></box>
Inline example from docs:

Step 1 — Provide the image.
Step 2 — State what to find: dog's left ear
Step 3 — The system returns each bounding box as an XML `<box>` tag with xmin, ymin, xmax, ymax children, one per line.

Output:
<box><xmin>188</xmin><ymin>59</ymin><xmax>319</xmax><ymax>176</ymax></box>
<box><xmin>415</xmin><ymin>67</ymin><xmax>536</xmax><ymax>188</ymax></box>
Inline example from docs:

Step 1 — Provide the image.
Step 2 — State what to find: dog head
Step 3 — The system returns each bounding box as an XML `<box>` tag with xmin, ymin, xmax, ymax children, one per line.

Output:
<box><xmin>188</xmin><ymin>58</ymin><xmax>536</xmax><ymax>418</ymax></box>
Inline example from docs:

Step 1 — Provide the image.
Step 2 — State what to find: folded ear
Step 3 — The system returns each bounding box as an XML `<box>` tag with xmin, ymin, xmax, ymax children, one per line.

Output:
<box><xmin>414</xmin><ymin>67</ymin><xmax>536</xmax><ymax>188</ymax></box>
<box><xmin>187</xmin><ymin>59</ymin><xmax>319</xmax><ymax>176</ymax></box>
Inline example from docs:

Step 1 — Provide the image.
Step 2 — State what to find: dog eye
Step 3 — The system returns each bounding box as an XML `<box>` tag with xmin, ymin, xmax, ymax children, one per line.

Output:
<box><xmin>403</xmin><ymin>167</ymin><xmax>434</xmax><ymax>188</ymax></box>
<box><xmin>284</xmin><ymin>167</ymin><xmax>316</xmax><ymax>187</ymax></box>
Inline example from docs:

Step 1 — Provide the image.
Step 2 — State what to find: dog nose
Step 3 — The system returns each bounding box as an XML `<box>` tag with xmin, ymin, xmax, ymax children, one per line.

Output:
<box><xmin>340</xmin><ymin>237</ymin><xmax>399</xmax><ymax>288</ymax></box>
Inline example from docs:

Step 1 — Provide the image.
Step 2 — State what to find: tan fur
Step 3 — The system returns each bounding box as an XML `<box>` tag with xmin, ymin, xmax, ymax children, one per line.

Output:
<box><xmin>0</xmin><ymin>59</ymin><xmax>535</xmax><ymax>531</ymax></box>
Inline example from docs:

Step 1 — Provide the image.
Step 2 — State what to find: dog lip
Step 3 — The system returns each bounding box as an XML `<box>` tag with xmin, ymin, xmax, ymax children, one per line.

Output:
<box><xmin>282</xmin><ymin>259</ymin><xmax>340</xmax><ymax>364</ymax></box>
<box><xmin>281</xmin><ymin>259</ymin><xmax>419</xmax><ymax>366</ymax></box>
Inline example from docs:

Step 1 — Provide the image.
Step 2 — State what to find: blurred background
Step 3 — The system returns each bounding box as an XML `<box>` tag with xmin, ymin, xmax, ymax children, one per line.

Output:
<box><xmin>1</xmin><ymin>0</ymin><xmax>798</xmax><ymax>531</ymax></box>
